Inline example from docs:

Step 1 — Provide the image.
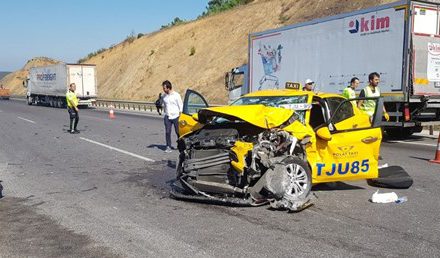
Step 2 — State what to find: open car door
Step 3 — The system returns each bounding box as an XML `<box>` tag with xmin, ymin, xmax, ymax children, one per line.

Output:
<box><xmin>312</xmin><ymin>97</ymin><xmax>384</xmax><ymax>183</ymax></box>
<box><xmin>179</xmin><ymin>89</ymin><xmax>209</xmax><ymax>137</ymax></box>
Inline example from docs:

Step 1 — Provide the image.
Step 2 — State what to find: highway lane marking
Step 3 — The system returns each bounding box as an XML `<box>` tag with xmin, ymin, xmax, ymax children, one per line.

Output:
<box><xmin>385</xmin><ymin>140</ymin><xmax>437</xmax><ymax>147</ymax></box>
<box><xmin>17</xmin><ymin>116</ymin><xmax>36</xmax><ymax>124</ymax></box>
<box><xmin>79</xmin><ymin>137</ymin><xmax>155</xmax><ymax>162</ymax></box>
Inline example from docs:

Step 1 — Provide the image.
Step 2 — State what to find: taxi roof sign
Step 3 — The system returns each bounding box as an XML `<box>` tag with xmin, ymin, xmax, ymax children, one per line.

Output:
<box><xmin>285</xmin><ymin>82</ymin><xmax>301</xmax><ymax>90</ymax></box>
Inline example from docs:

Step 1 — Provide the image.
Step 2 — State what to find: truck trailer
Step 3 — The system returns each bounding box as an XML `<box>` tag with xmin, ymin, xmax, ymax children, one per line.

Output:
<box><xmin>226</xmin><ymin>0</ymin><xmax>440</xmax><ymax>137</ymax></box>
<box><xmin>24</xmin><ymin>63</ymin><xmax>97</xmax><ymax>108</ymax></box>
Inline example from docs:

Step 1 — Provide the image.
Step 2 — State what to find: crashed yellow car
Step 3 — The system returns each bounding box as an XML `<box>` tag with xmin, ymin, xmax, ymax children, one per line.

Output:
<box><xmin>172</xmin><ymin>89</ymin><xmax>384</xmax><ymax>211</ymax></box>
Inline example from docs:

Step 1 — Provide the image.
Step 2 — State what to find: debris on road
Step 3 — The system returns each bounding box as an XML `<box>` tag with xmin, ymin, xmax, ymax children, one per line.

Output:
<box><xmin>370</xmin><ymin>190</ymin><xmax>398</xmax><ymax>203</ymax></box>
<box><xmin>367</xmin><ymin>166</ymin><xmax>413</xmax><ymax>189</ymax></box>
<box><xmin>395</xmin><ymin>196</ymin><xmax>408</xmax><ymax>204</ymax></box>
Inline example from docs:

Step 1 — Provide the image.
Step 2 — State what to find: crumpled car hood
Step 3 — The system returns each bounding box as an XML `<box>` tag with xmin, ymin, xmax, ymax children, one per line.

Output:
<box><xmin>198</xmin><ymin>104</ymin><xmax>294</xmax><ymax>128</ymax></box>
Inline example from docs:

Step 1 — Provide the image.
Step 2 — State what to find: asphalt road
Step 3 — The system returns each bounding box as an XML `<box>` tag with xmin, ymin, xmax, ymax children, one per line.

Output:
<box><xmin>0</xmin><ymin>99</ymin><xmax>439</xmax><ymax>257</ymax></box>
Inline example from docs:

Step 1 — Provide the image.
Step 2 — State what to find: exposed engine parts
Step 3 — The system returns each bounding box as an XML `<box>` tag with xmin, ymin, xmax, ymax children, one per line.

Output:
<box><xmin>173</xmin><ymin>127</ymin><xmax>313</xmax><ymax>212</ymax></box>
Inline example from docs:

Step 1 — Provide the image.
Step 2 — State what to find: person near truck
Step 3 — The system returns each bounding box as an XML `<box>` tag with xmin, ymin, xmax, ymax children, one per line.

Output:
<box><xmin>155</xmin><ymin>93</ymin><xmax>163</xmax><ymax>115</ymax></box>
<box><xmin>358</xmin><ymin>72</ymin><xmax>389</xmax><ymax>121</ymax></box>
<box><xmin>303</xmin><ymin>79</ymin><xmax>314</xmax><ymax>91</ymax></box>
<box><xmin>342</xmin><ymin>77</ymin><xmax>359</xmax><ymax>105</ymax></box>
<box><xmin>66</xmin><ymin>83</ymin><xmax>80</xmax><ymax>134</ymax></box>
<box><xmin>161</xmin><ymin>80</ymin><xmax>183</xmax><ymax>153</ymax></box>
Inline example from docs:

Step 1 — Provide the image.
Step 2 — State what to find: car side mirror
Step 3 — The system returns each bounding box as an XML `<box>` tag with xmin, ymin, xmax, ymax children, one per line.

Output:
<box><xmin>316</xmin><ymin>126</ymin><xmax>332</xmax><ymax>141</ymax></box>
<box><xmin>192</xmin><ymin>113</ymin><xmax>199</xmax><ymax>121</ymax></box>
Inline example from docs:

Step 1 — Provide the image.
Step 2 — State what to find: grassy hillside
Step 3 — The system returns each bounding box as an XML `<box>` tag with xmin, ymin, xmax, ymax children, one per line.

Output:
<box><xmin>2</xmin><ymin>0</ymin><xmax>394</xmax><ymax>104</ymax></box>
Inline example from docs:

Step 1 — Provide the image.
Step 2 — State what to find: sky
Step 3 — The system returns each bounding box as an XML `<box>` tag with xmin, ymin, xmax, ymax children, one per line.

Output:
<box><xmin>0</xmin><ymin>0</ymin><xmax>208</xmax><ymax>71</ymax></box>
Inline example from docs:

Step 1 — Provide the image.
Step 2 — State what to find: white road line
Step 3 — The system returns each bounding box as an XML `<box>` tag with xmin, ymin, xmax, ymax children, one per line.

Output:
<box><xmin>386</xmin><ymin>140</ymin><xmax>437</xmax><ymax>147</ymax></box>
<box><xmin>17</xmin><ymin>116</ymin><xmax>36</xmax><ymax>124</ymax></box>
<box><xmin>80</xmin><ymin>137</ymin><xmax>155</xmax><ymax>162</ymax></box>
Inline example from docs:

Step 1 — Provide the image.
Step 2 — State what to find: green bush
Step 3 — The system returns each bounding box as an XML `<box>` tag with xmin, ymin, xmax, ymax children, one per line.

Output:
<box><xmin>199</xmin><ymin>0</ymin><xmax>253</xmax><ymax>17</ymax></box>
<box><xmin>123</xmin><ymin>30</ymin><xmax>136</xmax><ymax>44</ymax></box>
<box><xmin>189</xmin><ymin>46</ymin><xmax>196</xmax><ymax>56</ymax></box>
<box><xmin>78</xmin><ymin>47</ymin><xmax>107</xmax><ymax>63</ymax></box>
<box><xmin>137</xmin><ymin>33</ymin><xmax>144</xmax><ymax>39</ymax></box>
<box><xmin>161</xmin><ymin>17</ymin><xmax>185</xmax><ymax>30</ymax></box>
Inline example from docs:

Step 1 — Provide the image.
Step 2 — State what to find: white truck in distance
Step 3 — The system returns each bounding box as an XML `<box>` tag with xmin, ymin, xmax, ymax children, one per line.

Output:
<box><xmin>226</xmin><ymin>0</ymin><xmax>440</xmax><ymax>138</ymax></box>
<box><xmin>24</xmin><ymin>63</ymin><xmax>97</xmax><ymax>108</ymax></box>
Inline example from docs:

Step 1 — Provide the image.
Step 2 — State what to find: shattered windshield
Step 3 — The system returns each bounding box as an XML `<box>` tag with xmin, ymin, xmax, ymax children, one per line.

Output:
<box><xmin>231</xmin><ymin>95</ymin><xmax>309</xmax><ymax>123</ymax></box>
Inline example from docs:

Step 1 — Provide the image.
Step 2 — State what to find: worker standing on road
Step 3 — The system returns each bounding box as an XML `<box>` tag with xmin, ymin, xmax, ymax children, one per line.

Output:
<box><xmin>358</xmin><ymin>72</ymin><xmax>389</xmax><ymax>121</ymax></box>
<box><xmin>162</xmin><ymin>80</ymin><xmax>183</xmax><ymax>153</ymax></box>
<box><xmin>155</xmin><ymin>93</ymin><xmax>163</xmax><ymax>115</ymax></box>
<box><xmin>342</xmin><ymin>77</ymin><xmax>359</xmax><ymax>105</ymax></box>
<box><xmin>303</xmin><ymin>79</ymin><xmax>314</xmax><ymax>91</ymax></box>
<box><xmin>66</xmin><ymin>83</ymin><xmax>80</xmax><ymax>134</ymax></box>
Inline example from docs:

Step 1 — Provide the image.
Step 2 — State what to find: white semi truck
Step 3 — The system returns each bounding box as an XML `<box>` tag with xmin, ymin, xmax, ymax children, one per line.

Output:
<box><xmin>226</xmin><ymin>0</ymin><xmax>440</xmax><ymax>137</ymax></box>
<box><xmin>24</xmin><ymin>63</ymin><xmax>97</xmax><ymax>108</ymax></box>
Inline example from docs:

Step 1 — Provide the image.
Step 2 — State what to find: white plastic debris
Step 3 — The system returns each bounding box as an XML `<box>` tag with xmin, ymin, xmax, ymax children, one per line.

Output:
<box><xmin>378</xmin><ymin>163</ymin><xmax>389</xmax><ymax>169</ymax></box>
<box><xmin>395</xmin><ymin>196</ymin><xmax>408</xmax><ymax>204</ymax></box>
<box><xmin>371</xmin><ymin>190</ymin><xmax>398</xmax><ymax>203</ymax></box>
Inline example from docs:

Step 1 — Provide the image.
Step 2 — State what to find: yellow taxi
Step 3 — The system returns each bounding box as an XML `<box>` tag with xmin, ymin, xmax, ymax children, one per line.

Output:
<box><xmin>174</xmin><ymin>86</ymin><xmax>384</xmax><ymax>211</ymax></box>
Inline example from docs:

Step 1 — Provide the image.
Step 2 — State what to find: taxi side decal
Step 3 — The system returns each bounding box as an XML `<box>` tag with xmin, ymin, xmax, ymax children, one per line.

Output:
<box><xmin>317</xmin><ymin>159</ymin><xmax>370</xmax><ymax>176</ymax></box>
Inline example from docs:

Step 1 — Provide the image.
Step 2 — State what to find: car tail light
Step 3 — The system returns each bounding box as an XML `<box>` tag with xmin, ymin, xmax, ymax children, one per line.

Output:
<box><xmin>404</xmin><ymin>105</ymin><xmax>410</xmax><ymax>121</ymax></box>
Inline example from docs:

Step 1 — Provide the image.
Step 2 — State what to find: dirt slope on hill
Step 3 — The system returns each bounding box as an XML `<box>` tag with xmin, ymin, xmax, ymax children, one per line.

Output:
<box><xmin>0</xmin><ymin>58</ymin><xmax>59</xmax><ymax>95</ymax></box>
<box><xmin>3</xmin><ymin>0</ymin><xmax>394</xmax><ymax>103</ymax></box>
<box><xmin>86</xmin><ymin>0</ymin><xmax>393</xmax><ymax>104</ymax></box>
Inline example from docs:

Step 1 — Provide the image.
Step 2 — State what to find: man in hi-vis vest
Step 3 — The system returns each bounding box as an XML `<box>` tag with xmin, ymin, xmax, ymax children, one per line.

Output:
<box><xmin>358</xmin><ymin>72</ymin><xmax>389</xmax><ymax>121</ymax></box>
<box><xmin>342</xmin><ymin>77</ymin><xmax>359</xmax><ymax>105</ymax></box>
<box><xmin>66</xmin><ymin>83</ymin><xmax>80</xmax><ymax>134</ymax></box>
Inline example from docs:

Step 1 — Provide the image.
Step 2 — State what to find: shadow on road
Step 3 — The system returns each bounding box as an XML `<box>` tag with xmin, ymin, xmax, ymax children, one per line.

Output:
<box><xmin>312</xmin><ymin>182</ymin><xmax>364</xmax><ymax>191</ymax></box>
<box><xmin>409</xmin><ymin>156</ymin><xmax>431</xmax><ymax>161</ymax></box>
<box><xmin>146</xmin><ymin>144</ymin><xmax>167</xmax><ymax>151</ymax></box>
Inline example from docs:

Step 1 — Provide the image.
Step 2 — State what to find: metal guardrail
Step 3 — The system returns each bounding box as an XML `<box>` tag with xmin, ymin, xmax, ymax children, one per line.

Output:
<box><xmin>93</xmin><ymin>99</ymin><xmax>224</xmax><ymax>112</ymax></box>
<box><xmin>9</xmin><ymin>96</ymin><xmax>223</xmax><ymax>111</ymax></box>
<box><xmin>93</xmin><ymin>99</ymin><xmax>158</xmax><ymax>112</ymax></box>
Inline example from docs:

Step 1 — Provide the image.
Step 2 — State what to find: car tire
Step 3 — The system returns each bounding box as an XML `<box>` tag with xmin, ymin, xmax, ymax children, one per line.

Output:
<box><xmin>280</xmin><ymin>156</ymin><xmax>312</xmax><ymax>202</ymax></box>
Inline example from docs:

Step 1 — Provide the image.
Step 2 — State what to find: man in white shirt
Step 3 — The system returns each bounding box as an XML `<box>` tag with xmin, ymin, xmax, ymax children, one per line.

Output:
<box><xmin>162</xmin><ymin>80</ymin><xmax>183</xmax><ymax>153</ymax></box>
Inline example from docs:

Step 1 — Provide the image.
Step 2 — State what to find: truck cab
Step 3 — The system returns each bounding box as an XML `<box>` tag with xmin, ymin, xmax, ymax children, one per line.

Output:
<box><xmin>225</xmin><ymin>64</ymin><xmax>248</xmax><ymax>103</ymax></box>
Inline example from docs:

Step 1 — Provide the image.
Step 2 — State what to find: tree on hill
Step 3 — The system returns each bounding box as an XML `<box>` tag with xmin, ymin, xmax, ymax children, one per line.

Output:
<box><xmin>201</xmin><ymin>0</ymin><xmax>253</xmax><ymax>16</ymax></box>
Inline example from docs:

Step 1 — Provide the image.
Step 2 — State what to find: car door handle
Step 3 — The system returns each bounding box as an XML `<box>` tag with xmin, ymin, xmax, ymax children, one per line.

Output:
<box><xmin>361</xmin><ymin>136</ymin><xmax>378</xmax><ymax>144</ymax></box>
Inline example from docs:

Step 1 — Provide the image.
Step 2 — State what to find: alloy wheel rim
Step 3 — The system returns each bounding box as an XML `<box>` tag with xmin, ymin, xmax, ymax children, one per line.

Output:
<box><xmin>285</xmin><ymin>163</ymin><xmax>308</xmax><ymax>198</ymax></box>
